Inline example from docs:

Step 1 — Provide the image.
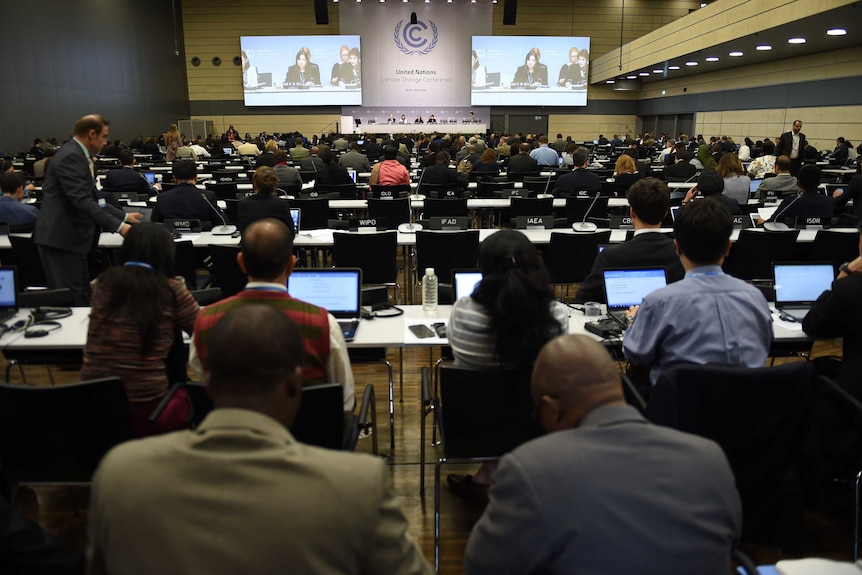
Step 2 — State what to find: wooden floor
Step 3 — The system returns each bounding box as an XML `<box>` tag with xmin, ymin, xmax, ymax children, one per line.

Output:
<box><xmin>6</xmin><ymin>339</ymin><xmax>857</xmax><ymax>573</ymax></box>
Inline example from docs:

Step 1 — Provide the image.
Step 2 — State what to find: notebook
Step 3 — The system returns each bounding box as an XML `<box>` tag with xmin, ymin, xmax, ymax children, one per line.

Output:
<box><xmin>452</xmin><ymin>269</ymin><xmax>482</xmax><ymax>300</ymax></box>
<box><xmin>290</xmin><ymin>207</ymin><xmax>301</xmax><ymax>233</ymax></box>
<box><xmin>0</xmin><ymin>267</ymin><xmax>18</xmax><ymax>324</ymax></box>
<box><xmin>773</xmin><ymin>262</ymin><xmax>834</xmax><ymax>320</ymax></box>
<box><xmin>602</xmin><ymin>267</ymin><xmax>668</xmax><ymax>328</ymax></box>
<box><xmin>287</xmin><ymin>268</ymin><xmax>362</xmax><ymax>341</ymax></box>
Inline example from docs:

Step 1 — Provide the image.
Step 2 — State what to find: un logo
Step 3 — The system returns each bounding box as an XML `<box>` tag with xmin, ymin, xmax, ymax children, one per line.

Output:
<box><xmin>394</xmin><ymin>19</ymin><xmax>439</xmax><ymax>56</ymax></box>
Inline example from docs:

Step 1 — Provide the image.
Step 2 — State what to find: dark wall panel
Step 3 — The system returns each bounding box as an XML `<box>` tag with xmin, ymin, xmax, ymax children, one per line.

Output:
<box><xmin>1</xmin><ymin>0</ymin><xmax>189</xmax><ymax>154</ymax></box>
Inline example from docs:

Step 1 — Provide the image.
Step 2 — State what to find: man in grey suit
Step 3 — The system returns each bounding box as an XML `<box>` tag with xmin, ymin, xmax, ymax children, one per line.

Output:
<box><xmin>338</xmin><ymin>143</ymin><xmax>372</xmax><ymax>172</ymax></box>
<box><xmin>33</xmin><ymin>114</ymin><xmax>140</xmax><ymax>305</ymax></box>
<box><xmin>465</xmin><ymin>334</ymin><xmax>742</xmax><ymax>575</ymax></box>
<box><xmin>88</xmin><ymin>304</ymin><xmax>433</xmax><ymax>575</ymax></box>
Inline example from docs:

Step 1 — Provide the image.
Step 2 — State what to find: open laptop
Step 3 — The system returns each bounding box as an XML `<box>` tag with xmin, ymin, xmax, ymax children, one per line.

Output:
<box><xmin>290</xmin><ymin>207</ymin><xmax>301</xmax><ymax>233</ymax></box>
<box><xmin>0</xmin><ymin>267</ymin><xmax>18</xmax><ymax>324</ymax></box>
<box><xmin>602</xmin><ymin>267</ymin><xmax>668</xmax><ymax>328</ymax></box>
<box><xmin>287</xmin><ymin>268</ymin><xmax>363</xmax><ymax>341</ymax></box>
<box><xmin>347</xmin><ymin>168</ymin><xmax>357</xmax><ymax>183</ymax></box>
<box><xmin>773</xmin><ymin>262</ymin><xmax>834</xmax><ymax>321</ymax></box>
<box><xmin>452</xmin><ymin>269</ymin><xmax>482</xmax><ymax>301</ymax></box>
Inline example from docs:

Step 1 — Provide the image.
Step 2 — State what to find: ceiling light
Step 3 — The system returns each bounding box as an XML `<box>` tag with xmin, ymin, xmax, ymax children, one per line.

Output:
<box><xmin>471</xmin><ymin>0</ymin><xmax>477</xmax><ymax>3</ymax></box>
<box><xmin>639</xmin><ymin>72</ymin><xmax>649</xmax><ymax>76</ymax></box>
<box><xmin>705</xmin><ymin>56</ymin><xmax>719</xmax><ymax>62</ymax></box>
<box><xmin>685</xmin><ymin>61</ymin><xmax>698</xmax><ymax>66</ymax></box>
<box><xmin>626</xmin><ymin>75</ymin><xmax>636</xmax><ymax>79</ymax></box>
<box><xmin>788</xmin><ymin>37</ymin><xmax>806</xmax><ymax>44</ymax></box>
<box><xmin>827</xmin><ymin>28</ymin><xmax>847</xmax><ymax>36</ymax></box>
<box><xmin>668</xmin><ymin>65</ymin><xmax>680</xmax><ymax>70</ymax></box>
<box><xmin>606</xmin><ymin>80</ymin><xmax>615</xmax><ymax>84</ymax></box>
<box><xmin>756</xmin><ymin>45</ymin><xmax>772</xmax><ymax>51</ymax></box>
<box><xmin>653</xmin><ymin>69</ymin><xmax>663</xmax><ymax>73</ymax></box>
<box><xmin>729</xmin><ymin>51</ymin><xmax>743</xmax><ymax>57</ymax></box>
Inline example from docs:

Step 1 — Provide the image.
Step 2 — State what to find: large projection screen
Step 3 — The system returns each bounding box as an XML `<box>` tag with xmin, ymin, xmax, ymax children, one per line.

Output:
<box><xmin>471</xmin><ymin>36</ymin><xmax>590</xmax><ymax>107</ymax></box>
<box><xmin>240</xmin><ymin>35</ymin><xmax>362</xmax><ymax>106</ymax></box>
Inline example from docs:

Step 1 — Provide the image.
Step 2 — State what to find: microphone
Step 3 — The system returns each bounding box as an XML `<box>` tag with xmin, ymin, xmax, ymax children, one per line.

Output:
<box><xmin>763</xmin><ymin>192</ymin><xmax>802</xmax><ymax>231</ymax></box>
<box><xmin>200</xmin><ymin>192</ymin><xmax>237</xmax><ymax>235</ymax></box>
<box><xmin>399</xmin><ymin>167</ymin><xmax>426</xmax><ymax>233</ymax></box>
<box><xmin>572</xmin><ymin>190</ymin><xmax>602</xmax><ymax>232</ymax></box>
<box><xmin>536</xmin><ymin>172</ymin><xmax>554</xmax><ymax>199</ymax></box>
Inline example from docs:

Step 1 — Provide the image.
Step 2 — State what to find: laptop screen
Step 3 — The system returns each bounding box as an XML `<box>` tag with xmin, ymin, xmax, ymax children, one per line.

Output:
<box><xmin>143</xmin><ymin>171</ymin><xmax>156</xmax><ymax>185</ymax></box>
<box><xmin>773</xmin><ymin>263</ymin><xmax>834</xmax><ymax>306</ymax></box>
<box><xmin>290</xmin><ymin>208</ymin><xmax>301</xmax><ymax>232</ymax></box>
<box><xmin>749</xmin><ymin>179</ymin><xmax>762</xmax><ymax>193</ymax></box>
<box><xmin>670</xmin><ymin>206</ymin><xmax>680</xmax><ymax>221</ymax></box>
<box><xmin>602</xmin><ymin>268</ymin><xmax>668</xmax><ymax>310</ymax></box>
<box><xmin>347</xmin><ymin>168</ymin><xmax>357</xmax><ymax>183</ymax></box>
<box><xmin>0</xmin><ymin>267</ymin><xmax>17</xmax><ymax>310</ymax></box>
<box><xmin>287</xmin><ymin>268</ymin><xmax>361</xmax><ymax>317</ymax></box>
<box><xmin>452</xmin><ymin>270</ymin><xmax>482</xmax><ymax>300</ymax></box>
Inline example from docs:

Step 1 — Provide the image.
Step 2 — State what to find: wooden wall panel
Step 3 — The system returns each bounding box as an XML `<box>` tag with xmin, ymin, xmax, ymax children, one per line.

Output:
<box><xmin>549</xmin><ymin>115</ymin><xmax>637</xmax><ymax>143</ymax></box>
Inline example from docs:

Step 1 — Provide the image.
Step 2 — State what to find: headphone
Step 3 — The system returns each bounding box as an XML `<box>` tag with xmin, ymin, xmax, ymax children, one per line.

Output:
<box><xmin>6</xmin><ymin>307</ymin><xmax>72</xmax><ymax>338</ymax></box>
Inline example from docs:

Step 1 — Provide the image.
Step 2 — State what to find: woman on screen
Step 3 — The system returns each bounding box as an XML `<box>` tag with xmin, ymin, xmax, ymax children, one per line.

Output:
<box><xmin>471</xmin><ymin>50</ymin><xmax>487</xmax><ymax>88</ymax></box>
<box><xmin>576</xmin><ymin>48</ymin><xmax>589</xmax><ymax>86</ymax></box>
<box><xmin>285</xmin><ymin>48</ymin><xmax>321</xmax><ymax>86</ymax></box>
<box><xmin>512</xmin><ymin>48</ymin><xmax>548</xmax><ymax>87</ymax></box>
<box><xmin>414</xmin><ymin>116</ymin><xmax>424</xmax><ymax>124</ymax></box>
<box><xmin>241</xmin><ymin>50</ymin><xmax>259</xmax><ymax>88</ymax></box>
<box><xmin>338</xmin><ymin>47</ymin><xmax>361</xmax><ymax>86</ymax></box>
<box><xmin>330</xmin><ymin>45</ymin><xmax>350</xmax><ymax>85</ymax></box>
<box><xmin>557</xmin><ymin>47</ymin><xmax>579</xmax><ymax>87</ymax></box>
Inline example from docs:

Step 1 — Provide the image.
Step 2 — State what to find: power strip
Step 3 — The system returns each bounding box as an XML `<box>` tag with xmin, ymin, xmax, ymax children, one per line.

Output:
<box><xmin>585</xmin><ymin>319</ymin><xmax>623</xmax><ymax>339</ymax></box>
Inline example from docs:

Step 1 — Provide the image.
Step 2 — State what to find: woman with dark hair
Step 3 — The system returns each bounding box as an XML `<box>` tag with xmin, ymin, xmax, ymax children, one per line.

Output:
<box><xmin>339</xmin><ymin>47</ymin><xmax>361</xmax><ymax>86</ymax></box>
<box><xmin>285</xmin><ymin>48</ymin><xmax>321</xmax><ymax>86</ymax></box>
<box><xmin>314</xmin><ymin>150</ymin><xmax>354</xmax><ymax>186</ymax></box>
<box><xmin>238</xmin><ymin>166</ymin><xmax>295</xmax><ymax>234</ymax></box>
<box><xmin>81</xmin><ymin>223</ymin><xmax>200</xmax><ymax>437</ymax></box>
<box><xmin>472</xmin><ymin>148</ymin><xmax>500</xmax><ymax>175</ymax></box>
<box><xmin>241</xmin><ymin>50</ymin><xmax>258</xmax><ymax>87</ymax></box>
<box><xmin>512</xmin><ymin>48</ymin><xmax>548</xmax><ymax>86</ymax></box>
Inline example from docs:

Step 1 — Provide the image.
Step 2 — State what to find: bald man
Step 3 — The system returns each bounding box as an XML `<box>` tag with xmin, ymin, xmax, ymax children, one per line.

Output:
<box><xmin>464</xmin><ymin>335</ymin><xmax>742</xmax><ymax>575</ymax></box>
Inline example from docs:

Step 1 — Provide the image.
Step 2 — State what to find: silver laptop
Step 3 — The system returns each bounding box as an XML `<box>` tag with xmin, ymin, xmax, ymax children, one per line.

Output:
<box><xmin>452</xmin><ymin>269</ymin><xmax>482</xmax><ymax>300</ymax></box>
<box><xmin>773</xmin><ymin>262</ymin><xmax>834</xmax><ymax>321</ymax></box>
<box><xmin>287</xmin><ymin>268</ymin><xmax>362</xmax><ymax>341</ymax></box>
<box><xmin>602</xmin><ymin>267</ymin><xmax>668</xmax><ymax>327</ymax></box>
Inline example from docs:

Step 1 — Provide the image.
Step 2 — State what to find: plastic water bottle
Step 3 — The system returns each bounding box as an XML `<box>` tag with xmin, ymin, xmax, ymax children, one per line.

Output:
<box><xmin>422</xmin><ymin>267</ymin><xmax>438</xmax><ymax>312</ymax></box>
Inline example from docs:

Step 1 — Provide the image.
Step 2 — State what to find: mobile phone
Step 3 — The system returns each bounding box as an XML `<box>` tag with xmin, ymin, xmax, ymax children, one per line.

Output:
<box><xmin>408</xmin><ymin>324</ymin><xmax>435</xmax><ymax>338</ymax></box>
<box><xmin>431</xmin><ymin>322</ymin><xmax>447</xmax><ymax>338</ymax></box>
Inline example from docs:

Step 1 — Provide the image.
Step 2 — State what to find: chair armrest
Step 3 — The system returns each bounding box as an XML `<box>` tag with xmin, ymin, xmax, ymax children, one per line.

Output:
<box><xmin>620</xmin><ymin>372</ymin><xmax>647</xmax><ymax>412</ymax></box>
<box><xmin>357</xmin><ymin>383</ymin><xmax>375</xmax><ymax>426</ymax></box>
<box><xmin>820</xmin><ymin>375</ymin><xmax>862</xmax><ymax>414</ymax></box>
<box><xmin>148</xmin><ymin>381</ymin><xmax>185</xmax><ymax>423</ymax></box>
<box><xmin>421</xmin><ymin>366</ymin><xmax>431</xmax><ymax>406</ymax></box>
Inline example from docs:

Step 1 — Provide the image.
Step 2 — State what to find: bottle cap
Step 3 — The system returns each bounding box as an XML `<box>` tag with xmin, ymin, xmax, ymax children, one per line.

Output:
<box><xmin>425</xmin><ymin>267</ymin><xmax>435</xmax><ymax>276</ymax></box>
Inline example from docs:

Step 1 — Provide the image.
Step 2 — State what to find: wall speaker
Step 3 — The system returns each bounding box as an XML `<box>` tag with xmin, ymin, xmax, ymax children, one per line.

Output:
<box><xmin>212</xmin><ymin>56</ymin><xmax>222</xmax><ymax>67</ymax></box>
<box><xmin>191</xmin><ymin>57</ymin><xmax>201</xmax><ymax>67</ymax></box>
<box><xmin>314</xmin><ymin>0</ymin><xmax>329</xmax><ymax>25</ymax></box>
<box><xmin>232</xmin><ymin>56</ymin><xmax>242</xmax><ymax>66</ymax></box>
<box><xmin>503</xmin><ymin>0</ymin><xmax>517</xmax><ymax>25</ymax></box>
<box><xmin>410</xmin><ymin>11</ymin><xmax>417</xmax><ymax>25</ymax></box>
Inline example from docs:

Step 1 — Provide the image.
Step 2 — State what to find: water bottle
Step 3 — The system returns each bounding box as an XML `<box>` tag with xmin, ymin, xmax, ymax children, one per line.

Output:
<box><xmin>422</xmin><ymin>267</ymin><xmax>438</xmax><ymax>312</ymax></box>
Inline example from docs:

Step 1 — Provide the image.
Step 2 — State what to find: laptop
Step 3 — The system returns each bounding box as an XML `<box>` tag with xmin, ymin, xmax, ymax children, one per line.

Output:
<box><xmin>290</xmin><ymin>207</ymin><xmax>301</xmax><ymax>233</ymax></box>
<box><xmin>452</xmin><ymin>269</ymin><xmax>482</xmax><ymax>300</ymax></box>
<box><xmin>749</xmin><ymin>179</ymin><xmax>762</xmax><ymax>194</ymax></box>
<box><xmin>143</xmin><ymin>171</ymin><xmax>156</xmax><ymax>185</ymax></box>
<box><xmin>602</xmin><ymin>267</ymin><xmax>668</xmax><ymax>328</ymax></box>
<box><xmin>0</xmin><ymin>267</ymin><xmax>17</xmax><ymax>324</ymax></box>
<box><xmin>222</xmin><ymin>147</ymin><xmax>233</xmax><ymax>156</ymax></box>
<box><xmin>347</xmin><ymin>168</ymin><xmax>357</xmax><ymax>183</ymax></box>
<box><xmin>287</xmin><ymin>268</ymin><xmax>363</xmax><ymax>341</ymax></box>
<box><xmin>773</xmin><ymin>262</ymin><xmax>834</xmax><ymax>321</ymax></box>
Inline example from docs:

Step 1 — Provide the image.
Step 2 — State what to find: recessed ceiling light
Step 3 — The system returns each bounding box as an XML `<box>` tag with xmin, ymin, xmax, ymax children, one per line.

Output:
<box><xmin>788</xmin><ymin>37</ymin><xmax>806</xmax><ymax>44</ymax></box>
<box><xmin>661</xmin><ymin>90</ymin><xmax>666</xmax><ymax>95</ymax></box>
<box><xmin>756</xmin><ymin>45</ymin><xmax>772</xmax><ymax>51</ymax></box>
<box><xmin>827</xmin><ymin>28</ymin><xmax>847</xmax><ymax>36</ymax></box>
<box><xmin>606</xmin><ymin>80</ymin><xmax>615</xmax><ymax>84</ymax></box>
<box><xmin>685</xmin><ymin>61</ymin><xmax>698</xmax><ymax>66</ymax></box>
<box><xmin>653</xmin><ymin>69</ymin><xmax>663</xmax><ymax>73</ymax></box>
<box><xmin>729</xmin><ymin>51</ymin><xmax>744</xmax><ymax>57</ymax></box>
<box><xmin>627</xmin><ymin>75</ymin><xmax>637</xmax><ymax>79</ymax></box>
<box><xmin>639</xmin><ymin>72</ymin><xmax>649</xmax><ymax>76</ymax></box>
<box><xmin>668</xmin><ymin>65</ymin><xmax>680</xmax><ymax>70</ymax></box>
<box><xmin>705</xmin><ymin>56</ymin><xmax>719</xmax><ymax>62</ymax></box>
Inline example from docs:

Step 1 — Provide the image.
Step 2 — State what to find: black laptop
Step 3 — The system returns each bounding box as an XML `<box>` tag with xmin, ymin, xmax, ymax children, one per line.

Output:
<box><xmin>287</xmin><ymin>268</ymin><xmax>363</xmax><ymax>341</ymax></box>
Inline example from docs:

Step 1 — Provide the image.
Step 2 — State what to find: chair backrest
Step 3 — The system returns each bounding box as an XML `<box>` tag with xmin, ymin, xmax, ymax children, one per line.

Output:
<box><xmin>366</xmin><ymin>197</ymin><xmax>411</xmax><ymax>228</ymax></box>
<box><xmin>645</xmin><ymin>362</ymin><xmax>816</xmax><ymax>502</ymax></box>
<box><xmin>315</xmin><ymin>182</ymin><xmax>356</xmax><ymax>199</ymax></box>
<box><xmin>208</xmin><ymin>245</ymin><xmax>247</xmax><ymax>298</ymax></box>
<box><xmin>809</xmin><ymin>229</ymin><xmax>860</xmax><ymax>274</ymax></box>
<box><xmin>0</xmin><ymin>378</ymin><xmax>132</xmax><ymax>483</ymax></box>
<box><xmin>509</xmin><ymin>196</ymin><xmax>554</xmax><ymax>219</ymax></box>
<box><xmin>522</xmin><ymin>175</ymin><xmax>556</xmax><ymax>196</ymax></box>
<box><xmin>476</xmin><ymin>180</ymin><xmax>509</xmax><ymax>198</ymax></box>
<box><xmin>8</xmin><ymin>235</ymin><xmax>47</xmax><ymax>291</ymax></box>
<box><xmin>565</xmin><ymin>196</ymin><xmax>610</xmax><ymax>224</ymax></box>
<box><xmin>723</xmin><ymin>229</ymin><xmax>800</xmax><ymax>281</ymax></box>
<box><xmin>547</xmin><ymin>231</ymin><xmax>612</xmax><ymax>284</ymax></box>
<box><xmin>422</xmin><ymin>198</ymin><xmax>469</xmax><ymax>219</ymax></box>
<box><xmin>438</xmin><ymin>366</ymin><xmax>541</xmax><ymax>459</ymax></box>
<box><xmin>17</xmin><ymin>288</ymin><xmax>75</xmax><ymax>308</ymax></box>
<box><xmin>190</xmin><ymin>288</ymin><xmax>223</xmax><ymax>306</ymax></box>
<box><xmin>290</xmin><ymin>383</ymin><xmax>346</xmax><ymax>451</ymax></box>
<box><xmin>293</xmin><ymin>198</ymin><xmax>329</xmax><ymax>230</ymax></box>
<box><xmin>332</xmin><ymin>231</ymin><xmax>398</xmax><ymax>285</ymax></box>
<box><xmin>173</xmin><ymin>240</ymin><xmax>197</xmax><ymax>289</ymax></box>
<box><xmin>368</xmin><ymin>184</ymin><xmax>410</xmax><ymax>198</ymax></box>
<box><xmin>416</xmin><ymin>231</ymin><xmax>480</xmax><ymax>284</ymax></box>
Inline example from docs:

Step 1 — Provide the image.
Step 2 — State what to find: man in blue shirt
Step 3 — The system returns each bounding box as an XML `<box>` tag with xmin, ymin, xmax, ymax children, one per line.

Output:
<box><xmin>529</xmin><ymin>136</ymin><xmax>560</xmax><ymax>167</ymax></box>
<box><xmin>0</xmin><ymin>172</ymin><xmax>39</xmax><ymax>232</ymax></box>
<box><xmin>623</xmin><ymin>200</ymin><xmax>772</xmax><ymax>386</ymax></box>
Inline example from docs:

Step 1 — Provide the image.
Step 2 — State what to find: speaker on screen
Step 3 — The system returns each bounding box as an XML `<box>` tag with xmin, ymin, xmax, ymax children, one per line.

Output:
<box><xmin>503</xmin><ymin>0</ymin><xmax>517</xmax><ymax>25</ymax></box>
<box><xmin>314</xmin><ymin>0</ymin><xmax>329</xmax><ymax>25</ymax></box>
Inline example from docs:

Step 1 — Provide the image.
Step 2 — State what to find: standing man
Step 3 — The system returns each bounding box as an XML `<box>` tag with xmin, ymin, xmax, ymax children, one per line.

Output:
<box><xmin>775</xmin><ymin>120</ymin><xmax>807</xmax><ymax>175</ymax></box>
<box><xmin>464</xmin><ymin>334</ymin><xmax>741</xmax><ymax>575</ymax></box>
<box><xmin>34</xmin><ymin>114</ymin><xmax>138</xmax><ymax>305</ymax></box>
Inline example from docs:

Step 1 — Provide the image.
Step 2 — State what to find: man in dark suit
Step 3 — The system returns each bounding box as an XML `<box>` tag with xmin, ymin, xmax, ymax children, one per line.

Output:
<box><xmin>153</xmin><ymin>160</ymin><xmax>226</xmax><ymax>226</ymax></box>
<box><xmin>299</xmin><ymin>147</ymin><xmax>325</xmax><ymax>172</ymax></box>
<box><xmin>103</xmin><ymin>149</ymin><xmax>158</xmax><ymax>196</ymax></box>
<box><xmin>420</xmin><ymin>152</ymin><xmax>467</xmax><ymax>190</ymax></box>
<box><xmin>506</xmin><ymin>143</ymin><xmax>539</xmax><ymax>177</ymax></box>
<box><xmin>34</xmin><ymin>114</ymin><xmax>138</xmax><ymax>305</ymax></box>
<box><xmin>663</xmin><ymin>151</ymin><xmax>697</xmax><ymax>180</ymax></box>
<box><xmin>682</xmin><ymin>170</ymin><xmax>741</xmax><ymax>215</ymax></box>
<box><xmin>552</xmin><ymin>147</ymin><xmax>601</xmax><ymax>196</ymax></box>
<box><xmin>337</xmin><ymin>144</ymin><xmax>372</xmax><ymax>172</ymax></box>
<box><xmin>775</xmin><ymin>120</ymin><xmax>808</xmax><ymax>175</ymax></box>
<box><xmin>576</xmin><ymin>178</ymin><xmax>685</xmax><ymax>303</ymax></box>
<box><xmin>830</xmin><ymin>137</ymin><xmax>850</xmax><ymax>164</ymax></box>
<box><xmin>765</xmin><ymin>164</ymin><xmax>833</xmax><ymax>225</ymax></box>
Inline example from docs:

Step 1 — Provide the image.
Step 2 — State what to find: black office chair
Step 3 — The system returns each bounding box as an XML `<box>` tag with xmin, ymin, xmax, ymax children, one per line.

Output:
<box><xmin>522</xmin><ymin>175</ymin><xmax>556</xmax><ymax>197</ymax></box>
<box><xmin>723</xmin><ymin>229</ymin><xmax>800</xmax><ymax>282</ymax></box>
<box><xmin>189</xmin><ymin>287</ymin><xmax>223</xmax><ymax>306</ymax></box>
<box><xmin>8</xmin><ymin>235</ymin><xmax>48</xmax><ymax>291</ymax></box>
<box><xmin>564</xmin><ymin>196</ymin><xmax>610</xmax><ymax>226</ymax></box>
<box><xmin>208</xmin><ymin>245</ymin><xmax>246</xmax><ymax>298</ymax></box>
<box><xmin>421</xmin><ymin>198</ymin><xmax>469</xmax><ymax>220</ymax></box>
<box><xmin>475</xmin><ymin>180</ymin><xmax>510</xmax><ymax>198</ymax></box>
<box><xmin>429</xmin><ymin>365</ymin><xmax>541</xmax><ymax>570</ymax></box>
<box><xmin>0</xmin><ymin>378</ymin><xmax>133</xmax><ymax>490</ymax></box>
<box><xmin>332</xmin><ymin>231</ymin><xmax>401</xmax><ymax>303</ymax></box>
<box><xmin>367</xmin><ymin>197</ymin><xmax>411</xmax><ymax>229</ymax></box>
<box><xmin>508</xmin><ymin>196</ymin><xmax>554</xmax><ymax>227</ymax></box>
<box><xmin>292</xmin><ymin>198</ymin><xmax>329</xmax><ymax>230</ymax></box>
<box><xmin>414</xmin><ymin>230</ymin><xmax>479</xmax><ymax>304</ymax></box>
<box><xmin>368</xmin><ymin>184</ymin><xmax>410</xmax><ymax>199</ymax></box>
<box><xmin>644</xmin><ymin>362</ymin><xmax>818</xmax><ymax>554</ymax></box>
<box><xmin>206</xmin><ymin>182</ymin><xmax>239</xmax><ymax>201</ymax></box>
<box><xmin>808</xmin><ymin>229</ymin><xmax>860</xmax><ymax>274</ymax></box>
<box><xmin>315</xmin><ymin>182</ymin><xmax>357</xmax><ymax>200</ymax></box>
<box><xmin>291</xmin><ymin>383</ymin><xmax>377</xmax><ymax>453</ymax></box>
<box><xmin>422</xmin><ymin>184</ymin><xmax>464</xmax><ymax>199</ymax></box>
<box><xmin>545</xmin><ymin>231</ymin><xmax>612</xmax><ymax>297</ymax></box>
<box><xmin>16</xmin><ymin>288</ymin><xmax>75</xmax><ymax>308</ymax></box>
<box><xmin>173</xmin><ymin>240</ymin><xmax>199</xmax><ymax>289</ymax></box>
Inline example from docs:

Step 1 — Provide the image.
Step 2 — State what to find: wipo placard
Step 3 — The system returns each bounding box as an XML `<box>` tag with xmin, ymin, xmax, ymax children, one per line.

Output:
<box><xmin>340</xmin><ymin>3</ymin><xmax>491</xmax><ymax>107</ymax></box>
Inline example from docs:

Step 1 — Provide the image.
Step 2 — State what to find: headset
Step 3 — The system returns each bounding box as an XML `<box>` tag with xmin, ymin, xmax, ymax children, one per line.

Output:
<box><xmin>3</xmin><ymin>306</ymin><xmax>72</xmax><ymax>338</ymax></box>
